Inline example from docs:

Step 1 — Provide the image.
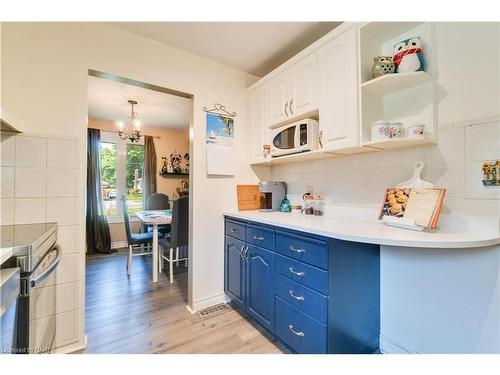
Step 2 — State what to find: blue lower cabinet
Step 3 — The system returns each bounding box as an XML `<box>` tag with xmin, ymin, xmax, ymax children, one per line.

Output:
<box><xmin>246</xmin><ymin>245</ymin><xmax>275</xmax><ymax>332</ymax></box>
<box><xmin>275</xmin><ymin>297</ymin><xmax>327</xmax><ymax>354</ymax></box>
<box><xmin>275</xmin><ymin>254</ymin><xmax>327</xmax><ymax>295</ymax></box>
<box><xmin>224</xmin><ymin>235</ymin><xmax>246</xmax><ymax>309</ymax></box>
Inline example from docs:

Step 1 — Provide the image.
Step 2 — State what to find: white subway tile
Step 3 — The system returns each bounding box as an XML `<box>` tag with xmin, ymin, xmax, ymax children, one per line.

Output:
<box><xmin>14</xmin><ymin>198</ymin><xmax>46</xmax><ymax>224</ymax></box>
<box><xmin>433</xmin><ymin>127</ymin><xmax>465</xmax><ymax>163</ymax></box>
<box><xmin>402</xmin><ymin>144</ymin><xmax>434</xmax><ymax>166</ymax></box>
<box><xmin>47</xmin><ymin>168</ymin><xmax>75</xmax><ymax>197</ymax></box>
<box><xmin>1</xmin><ymin>167</ymin><xmax>15</xmax><ymax>198</ymax></box>
<box><xmin>31</xmin><ymin>282</ymin><xmax>79</xmax><ymax>319</ymax></box>
<box><xmin>47</xmin><ymin>197</ymin><xmax>75</xmax><ymax>226</ymax></box>
<box><xmin>54</xmin><ymin>309</ymin><xmax>78</xmax><ymax>348</ymax></box>
<box><xmin>358</xmin><ymin>166</ymin><xmax>409</xmax><ymax>203</ymax></box>
<box><xmin>15</xmin><ymin>167</ymin><xmax>46</xmax><ymax>198</ymax></box>
<box><xmin>465</xmin><ymin>162</ymin><xmax>500</xmax><ymax>199</ymax></box>
<box><xmin>465</xmin><ymin>122</ymin><xmax>500</xmax><ymax>162</ymax></box>
<box><xmin>15</xmin><ymin>136</ymin><xmax>46</xmax><ymax>167</ymax></box>
<box><xmin>57</xmin><ymin>225</ymin><xmax>76</xmax><ymax>255</ymax></box>
<box><xmin>440</xmin><ymin>197</ymin><xmax>466</xmax><ymax>215</ymax></box>
<box><xmin>47</xmin><ymin>138</ymin><xmax>75</xmax><ymax>169</ymax></box>
<box><xmin>1</xmin><ymin>199</ymin><xmax>14</xmax><ymax>225</ymax></box>
<box><xmin>0</xmin><ymin>134</ymin><xmax>16</xmax><ymax>166</ymax></box>
<box><xmin>355</xmin><ymin>149</ymin><xmax>404</xmax><ymax>169</ymax></box>
<box><xmin>425</xmin><ymin>163</ymin><xmax>465</xmax><ymax>198</ymax></box>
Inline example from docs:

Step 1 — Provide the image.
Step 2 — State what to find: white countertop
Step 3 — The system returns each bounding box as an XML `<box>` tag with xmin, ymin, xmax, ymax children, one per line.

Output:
<box><xmin>224</xmin><ymin>205</ymin><xmax>500</xmax><ymax>249</ymax></box>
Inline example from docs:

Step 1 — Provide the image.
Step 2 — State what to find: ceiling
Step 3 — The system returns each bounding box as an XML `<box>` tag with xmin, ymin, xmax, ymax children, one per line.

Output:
<box><xmin>87</xmin><ymin>75</ymin><xmax>192</xmax><ymax>129</ymax></box>
<box><xmin>110</xmin><ymin>22</ymin><xmax>342</xmax><ymax>77</ymax></box>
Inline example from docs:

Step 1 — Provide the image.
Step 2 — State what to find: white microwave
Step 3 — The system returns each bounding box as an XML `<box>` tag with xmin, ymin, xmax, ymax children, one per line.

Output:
<box><xmin>271</xmin><ymin>119</ymin><xmax>319</xmax><ymax>157</ymax></box>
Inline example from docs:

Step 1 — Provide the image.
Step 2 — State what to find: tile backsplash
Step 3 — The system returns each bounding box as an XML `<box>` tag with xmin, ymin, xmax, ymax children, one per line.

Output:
<box><xmin>0</xmin><ymin>132</ymin><xmax>83</xmax><ymax>350</ymax></box>
<box><xmin>271</xmin><ymin>119</ymin><xmax>500</xmax><ymax>217</ymax></box>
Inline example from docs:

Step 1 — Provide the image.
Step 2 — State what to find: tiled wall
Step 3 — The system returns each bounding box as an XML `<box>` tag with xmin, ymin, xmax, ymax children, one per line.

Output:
<box><xmin>0</xmin><ymin>132</ymin><xmax>82</xmax><ymax>349</ymax></box>
<box><xmin>271</xmin><ymin>119</ymin><xmax>500</xmax><ymax>217</ymax></box>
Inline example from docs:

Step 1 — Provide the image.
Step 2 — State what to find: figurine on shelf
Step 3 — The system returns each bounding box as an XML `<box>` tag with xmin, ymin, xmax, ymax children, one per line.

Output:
<box><xmin>393</xmin><ymin>36</ymin><xmax>424</xmax><ymax>73</ymax></box>
<box><xmin>160</xmin><ymin>157</ymin><xmax>168</xmax><ymax>174</ymax></box>
<box><xmin>170</xmin><ymin>151</ymin><xmax>182</xmax><ymax>174</ymax></box>
<box><xmin>371</xmin><ymin>56</ymin><xmax>395</xmax><ymax>79</ymax></box>
<box><xmin>183</xmin><ymin>152</ymin><xmax>190</xmax><ymax>173</ymax></box>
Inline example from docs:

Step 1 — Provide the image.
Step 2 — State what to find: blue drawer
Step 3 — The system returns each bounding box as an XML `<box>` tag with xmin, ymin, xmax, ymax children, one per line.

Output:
<box><xmin>275</xmin><ymin>297</ymin><xmax>327</xmax><ymax>354</ymax></box>
<box><xmin>275</xmin><ymin>254</ymin><xmax>327</xmax><ymax>295</ymax></box>
<box><xmin>275</xmin><ymin>231</ymin><xmax>327</xmax><ymax>269</ymax></box>
<box><xmin>246</xmin><ymin>225</ymin><xmax>275</xmax><ymax>251</ymax></box>
<box><xmin>225</xmin><ymin>220</ymin><xmax>245</xmax><ymax>242</ymax></box>
<box><xmin>275</xmin><ymin>274</ymin><xmax>327</xmax><ymax>324</ymax></box>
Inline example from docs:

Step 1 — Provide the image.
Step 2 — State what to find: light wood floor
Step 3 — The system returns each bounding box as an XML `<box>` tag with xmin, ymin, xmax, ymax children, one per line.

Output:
<box><xmin>82</xmin><ymin>250</ymin><xmax>284</xmax><ymax>354</ymax></box>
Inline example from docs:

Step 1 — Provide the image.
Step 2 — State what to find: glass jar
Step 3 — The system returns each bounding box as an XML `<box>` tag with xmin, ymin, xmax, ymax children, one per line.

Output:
<box><xmin>313</xmin><ymin>195</ymin><xmax>324</xmax><ymax>216</ymax></box>
<box><xmin>303</xmin><ymin>194</ymin><xmax>314</xmax><ymax>215</ymax></box>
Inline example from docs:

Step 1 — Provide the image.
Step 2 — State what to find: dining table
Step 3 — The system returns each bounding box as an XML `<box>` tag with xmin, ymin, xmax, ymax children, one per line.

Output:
<box><xmin>135</xmin><ymin>209</ymin><xmax>172</xmax><ymax>283</ymax></box>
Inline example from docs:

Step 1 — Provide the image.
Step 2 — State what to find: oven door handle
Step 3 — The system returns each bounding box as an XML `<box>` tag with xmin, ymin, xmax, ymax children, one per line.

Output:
<box><xmin>30</xmin><ymin>245</ymin><xmax>61</xmax><ymax>288</ymax></box>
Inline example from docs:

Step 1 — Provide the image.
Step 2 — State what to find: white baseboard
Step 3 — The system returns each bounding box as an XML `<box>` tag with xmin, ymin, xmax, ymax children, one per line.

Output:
<box><xmin>192</xmin><ymin>292</ymin><xmax>227</xmax><ymax>311</ymax></box>
<box><xmin>111</xmin><ymin>241</ymin><xmax>127</xmax><ymax>250</ymax></box>
<box><xmin>54</xmin><ymin>335</ymin><xmax>88</xmax><ymax>354</ymax></box>
<box><xmin>379</xmin><ymin>334</ymin><xmax>418</xmax><ymax>354</ymax></box>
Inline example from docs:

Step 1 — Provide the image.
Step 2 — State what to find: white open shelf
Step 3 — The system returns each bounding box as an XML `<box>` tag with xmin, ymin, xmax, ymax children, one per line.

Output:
<box><xmin>363</xmin><ymin>137</ymin><xmax>433</xmax><ymax>150</ymax></box>
<box><xmin>361</xmin><ymin>71</ymin><xmax>431</xmax><ymax>97</ymax></box>
<box><xmin>251</xmin><ymin>149</ymin><xmax>344</xmax><ymax>166</ymax></box>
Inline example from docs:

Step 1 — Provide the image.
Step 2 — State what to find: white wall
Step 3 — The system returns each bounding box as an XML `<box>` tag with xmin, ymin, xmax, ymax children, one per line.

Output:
<box><xmin>1</xmin><ymin>22</ymin><xmax>259</xmax><ymax>352</ymax></box>
<box><xmin>270</xmin><ymin>23</ymin><xmax>500</xmax><ymax>353</ymax></box>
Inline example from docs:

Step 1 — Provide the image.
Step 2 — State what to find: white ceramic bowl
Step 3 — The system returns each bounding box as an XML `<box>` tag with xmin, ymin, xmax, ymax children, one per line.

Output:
<box><xmin>371</xmin><ymin>120</ymin><xmax>388</xmax><ymax>140</ymax></box>
<box><xmin>406</xmin><ymin>123</ymin><xmax>425</xmax><ymax>138</ymax></box>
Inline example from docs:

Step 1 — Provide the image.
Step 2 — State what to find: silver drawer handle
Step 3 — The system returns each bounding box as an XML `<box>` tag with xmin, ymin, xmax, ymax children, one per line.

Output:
<box><xmin>253</xmin><ymin>235</ymin><xmax>264</xmax><ymax>241</ymax></box>
<box><xmin>289</xmin><ymin>290</ymin><xmax>304</xmax><ymax>301</ymax></box>
<box><xmin>288</xmin><ymin>324</ymin><xmax>304</xmax><ymax>337</ymax></box>
<box><xmin>289</xmin><ymin>267</ymin><xmax>305</xmax><ymax>277</ymax></box>
<box><xmin>290</xmin><ymin>245</ymin><xmax>305</xmax><ymax>254</ymax></box>
<box><xmin>230</xmin><ymin>228</ymin><xmax>239</xmax><ymax>233</ymax></box>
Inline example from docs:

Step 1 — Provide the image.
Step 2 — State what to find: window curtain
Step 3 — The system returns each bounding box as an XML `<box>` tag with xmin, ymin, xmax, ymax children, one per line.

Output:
<box><xmin>86</xmin><ymin>128</ymin><xmax>112</xmax><ymax>254</ymax></box>
<box><xmin>143</xmin><ymin>135</ymin><xmax>157</xmax><ymax>209</ymax></box>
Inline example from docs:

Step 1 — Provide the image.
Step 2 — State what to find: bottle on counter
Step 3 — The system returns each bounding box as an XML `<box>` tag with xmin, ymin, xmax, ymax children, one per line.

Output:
<box><xmin>312</xmin><ymin>195</ymin><xmax>324</xmax><ymax>216</ymax></box>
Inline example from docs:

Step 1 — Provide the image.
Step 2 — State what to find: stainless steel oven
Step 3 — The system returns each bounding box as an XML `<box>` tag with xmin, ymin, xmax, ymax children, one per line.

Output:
<box><xmin>1</xmin><ymin>223</ymin><xmax>60</xmax><ymax>354</ymax></box>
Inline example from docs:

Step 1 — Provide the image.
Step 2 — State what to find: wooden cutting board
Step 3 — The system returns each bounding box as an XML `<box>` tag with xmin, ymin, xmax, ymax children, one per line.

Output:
<box><xmin>237</xmin><ymin>185</ymin><xmax>261</xmax><ymax>211</ymax></box>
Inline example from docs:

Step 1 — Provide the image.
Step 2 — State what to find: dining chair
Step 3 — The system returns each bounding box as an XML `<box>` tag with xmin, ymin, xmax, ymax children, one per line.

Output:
<box><xmin>122</xmin><ymin>195</ymin><xmax>162</xmax><ymax>275</ymax></box>
<box><xmin>145</xmin><ymin>193</ymin><xmax>171</xmax><ymax>236</ymax></box>
<box><xmin>158</xmin><ymin>196</ymin><xmax>189</xmax><ymax>283</ymax></box>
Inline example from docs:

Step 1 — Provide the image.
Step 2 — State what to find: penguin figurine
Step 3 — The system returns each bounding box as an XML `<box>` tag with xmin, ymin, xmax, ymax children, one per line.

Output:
<box><xmin>393</xmin><ymin>37</ymin><xmax>425</xmax><ymax>73</ymax></box>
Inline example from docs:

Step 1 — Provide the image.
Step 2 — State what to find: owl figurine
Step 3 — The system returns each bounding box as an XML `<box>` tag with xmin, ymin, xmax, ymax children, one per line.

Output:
<box><xmin>393</xmin><ymin>37</ymin><xmax>424</xmax><ymax>73</ymax></box>
<box><xmin>371</xmin><ymin>56</ymin><xmax>396</xmax><ymax>79</ymax></box>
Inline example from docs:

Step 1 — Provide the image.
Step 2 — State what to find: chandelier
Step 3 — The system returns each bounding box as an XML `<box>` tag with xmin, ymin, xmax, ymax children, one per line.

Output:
<box><xmin>117</xmin><ymin>100</ymin><xmax>141</xmax><ymax>142</ymax></box>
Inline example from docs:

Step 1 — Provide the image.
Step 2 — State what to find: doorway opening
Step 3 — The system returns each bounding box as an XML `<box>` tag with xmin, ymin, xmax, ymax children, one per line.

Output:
<box><xmin>84</xmin><ymin>70</ymin><xmax>194</xmax><ymax>351</ymax></box>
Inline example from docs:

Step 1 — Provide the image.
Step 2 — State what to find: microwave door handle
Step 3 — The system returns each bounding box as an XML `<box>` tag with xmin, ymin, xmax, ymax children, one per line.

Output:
<box><xmin>284</xmin><ymin>101</ymin><xmax>289</xmax><ymax>117</ymax></box>
<box><xmin>289</xmin><ymin>99</ymin><xmax>293</xmax><ymax>115</ymax></box>
<box><xmin>30</xmin><ymin>245</ymin><xmax>61</xmax><ymax>288</ymax></box>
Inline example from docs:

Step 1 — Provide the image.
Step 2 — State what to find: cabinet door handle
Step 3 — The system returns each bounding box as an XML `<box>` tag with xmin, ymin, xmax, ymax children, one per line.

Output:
<box><xmin>284</xmin><ymin>101</ymin><xmax>289</xmax><ymax>117</ymax></box>
<box><xmin>239</xmin><ymin>245</ymin><xmax>246</xmax><ymax>260</ymax></box>
<box><xmin>243</xmin><ymin>246</ymin><xmax>249</xmax><ymax>262</ymax></box>
<box><xmin>289</xmin><ymin>290</ymin><xmax>305</xmax><ymax>301</ymax></box>
<box><xmin>290</xmin><ymin>245</ymin><xmax>305</xmax><ymax>254</ymax></box>
<box><xmin>289</xmin><ymin>267</ymin><xmax>305</xmax><ymax>277</ymax></box>
<box><xmin>230</xmin><ymin>228</ymin><xmax>239</xmax><ymax>233</ymax></box>
<box><xmin>289</xmin><ymin>99</ymin><xmax>294</xmax><ymax>115</ymax></box>
<box><xmin>288</xmin><ymin>324</ymin><xmax>305</xmax><ymax>337</ymax></box>
<box><xmin>253</xmin><ymin>235</ymin><xmax>264</xmax><ymax>241</ymax></box>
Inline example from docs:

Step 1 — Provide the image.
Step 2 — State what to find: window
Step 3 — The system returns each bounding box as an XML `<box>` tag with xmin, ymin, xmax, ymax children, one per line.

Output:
<box><xmin>100</xmin><ymin>131</ymin><xmax>144</xmax><ymax>221</ymax></box>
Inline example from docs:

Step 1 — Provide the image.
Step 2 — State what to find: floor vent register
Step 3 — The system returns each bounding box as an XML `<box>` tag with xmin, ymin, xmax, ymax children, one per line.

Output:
<box><xmin>197</xmin><ymin>303</ymin><xmax>232</xmax><ymax>318</ymax></box>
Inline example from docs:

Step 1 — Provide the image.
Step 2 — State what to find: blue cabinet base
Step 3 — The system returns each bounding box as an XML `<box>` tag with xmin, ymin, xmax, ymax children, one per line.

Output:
<box><xmin>224</xmin><ymin>216</ymin><xmax>380</xmax><ymax>354</ymax></box>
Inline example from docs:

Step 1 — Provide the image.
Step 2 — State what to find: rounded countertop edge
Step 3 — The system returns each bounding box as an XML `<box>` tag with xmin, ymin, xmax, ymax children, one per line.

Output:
<box><xmin>223</xmin><ymin>212</ymin><xmax>500</xmax><ymax>249</ymax></box>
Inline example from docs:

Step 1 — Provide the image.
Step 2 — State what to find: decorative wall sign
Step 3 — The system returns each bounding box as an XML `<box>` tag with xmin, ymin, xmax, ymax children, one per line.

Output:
<box><xmin>482</xmin><ymin>161</ymin><xmax>500</xmax><ymax>186</ymax></box>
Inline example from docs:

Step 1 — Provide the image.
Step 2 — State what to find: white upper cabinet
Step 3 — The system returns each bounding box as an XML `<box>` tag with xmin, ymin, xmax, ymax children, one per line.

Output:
<box><xmin>268</xmin><ymin>74</ymin><xmax>290</xmax><ymax>125</ymax></box>
<box><xmin>267</xmin><ymin>53</ymin><xmax>319</xmax><ymax>127</ymax></box>
<box><xmin>249</xmin><ymin>87</ymin><xmax>269</xmax><ymax>163</ymax></box>
<box><xmin>318</xmin><ymin>26</ymin><xmax>360</xmax><ymax>151</ymax></box>
<box><xmin>288</xmin><ymin>53</ymin><xmax>318</xmax><ymax>118</ymax></box>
